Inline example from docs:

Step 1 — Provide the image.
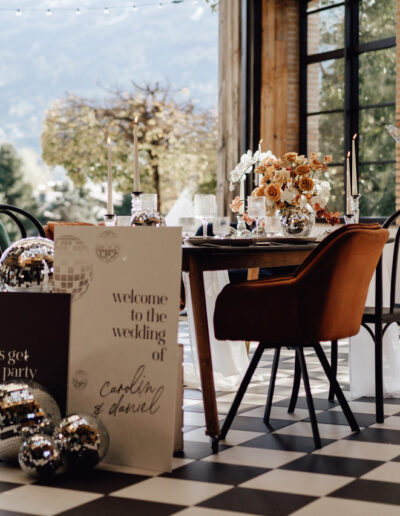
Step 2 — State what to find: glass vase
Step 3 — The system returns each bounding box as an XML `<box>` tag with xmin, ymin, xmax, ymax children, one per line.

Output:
<box><xmin>280</xmin><ymin>205</ymin><xmax>315</xmax><ymax>237</ymax></box>
<box><xmin>235</xmin><ymin>214</ymin><xmax>251</xmax><ymax>238</ymax></box>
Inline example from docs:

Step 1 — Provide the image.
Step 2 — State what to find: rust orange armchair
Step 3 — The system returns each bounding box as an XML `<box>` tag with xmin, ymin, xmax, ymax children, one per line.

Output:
<box><xmin>213</xmin><ymin>223</ymin><xmax>389</xmax><ymax>449</ymax></box>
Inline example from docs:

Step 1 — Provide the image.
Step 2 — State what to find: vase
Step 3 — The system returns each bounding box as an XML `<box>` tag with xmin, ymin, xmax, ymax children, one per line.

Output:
<box><xmin>280</xmin><ymin>205</ymin><xmax>315</xmax><ymax>237</ymax></box>
<box><xmin>235</xmin><ymin>214</ymin><xmax>251</xmax><ymax>238</ymax></box>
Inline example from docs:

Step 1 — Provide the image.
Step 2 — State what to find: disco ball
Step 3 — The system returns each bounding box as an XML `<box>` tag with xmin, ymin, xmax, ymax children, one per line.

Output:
<box><xmin>0</xmin><ymin>237</ymin><xmax>54</xmax><ymax>293</ymax></box>
<box><xmin>130</xmin><ymin>209</ymin><xmax>165</xmax><ymax>227</ymax></box>
<box><xmin>54</xmin><ymin>235</ymin><xmax>94</xmax><ymax>301</ymax></box>
<box><xmin>53</xmin><ymin>413</ymin><xmax>109</xmax><ymax>470</ymax></box>
<box><xmin>19</xmin><ymin>434</ymin><xmax>66</xmax><ymax>479</ymax></box>
<box><xmin>95</xmin><ymin>230</ymin><xmax>120</xmax><ymax>263</ymax></box>
<box><xmin>0</xmin><ymin>382</ymin><xmax>57</xmax><ymax>462</ymax></box>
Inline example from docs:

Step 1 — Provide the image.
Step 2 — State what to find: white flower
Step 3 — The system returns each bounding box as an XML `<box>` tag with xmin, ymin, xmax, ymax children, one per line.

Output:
<box><xmin>315</xmin><ymin>180</ymin><xmax>331</xmax><ymax>206</ymax></box>
<box><xmin>280</xmin><ymin>184</ymin><xmax>297</xmax><ymax>204</ymax></box>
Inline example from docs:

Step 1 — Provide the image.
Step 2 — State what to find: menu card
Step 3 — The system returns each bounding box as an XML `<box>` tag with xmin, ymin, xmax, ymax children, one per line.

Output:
<box><xmin>54</xmin><ymin>226</ymin><xmax>182</xmax><ymax>473</ymax></box>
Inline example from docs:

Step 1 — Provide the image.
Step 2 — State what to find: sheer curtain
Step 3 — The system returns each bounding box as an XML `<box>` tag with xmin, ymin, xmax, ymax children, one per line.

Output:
<box><xmin>349</xmin><ymin>240</ymin><xmax>400</xmax><ymax>398</ymax></box>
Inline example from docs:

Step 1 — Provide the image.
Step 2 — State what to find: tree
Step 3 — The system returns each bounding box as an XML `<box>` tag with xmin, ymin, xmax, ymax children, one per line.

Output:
<box><xmin>43</xmin><ymin>180</ymin><xmax>101</xmax><ymax>223</ymax></box>
<box><xmin>0</xmin><ymin>143</ymin><xmax>42</xmax><ymax>240</ymax></box>
<box><xmin>41</xmin><ymin>83</ymin><xmax>217</xmax><ymax>214</ymax></box>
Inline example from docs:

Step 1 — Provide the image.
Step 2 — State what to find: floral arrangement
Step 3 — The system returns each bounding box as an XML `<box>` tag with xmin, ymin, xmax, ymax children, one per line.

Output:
<box><xmin>230</xmin><ymin>151</ymin><xmax>339</xmax><ymax>225</ymax></box>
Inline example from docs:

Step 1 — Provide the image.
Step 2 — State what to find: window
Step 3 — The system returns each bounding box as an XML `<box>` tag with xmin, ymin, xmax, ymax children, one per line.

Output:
<box><xmin>300</xmin><ymin>0</ymin><xmax>396</xmax><ymax>216</ymax></box>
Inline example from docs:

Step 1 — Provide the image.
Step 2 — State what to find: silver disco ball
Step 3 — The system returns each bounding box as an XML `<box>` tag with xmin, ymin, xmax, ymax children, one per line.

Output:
<box><xmin>53</xmin><ymin>413</ymin><xmax>109</xmax><ymax>470</ymax></box>
<box><xmin>95</xmin><ymin>230</ymin><xmax>120</xmax><ymax>263</ymax></box>
<box><xmin>0</xmin><ymin>381</ymin><xmax>59</xmax><ymax>462</ymax></box>
<box><xmin>0</xmin><ymin>237</ymin><xmax>54</xmax><ymax>292</ymax></box>
<box><xmin>54</xmin><ymin>234</ymin><xmax>94</xmax><ymax>301</ymax></box>
<box><xmin>130</xmin><ymin>209</ymin><xmax>165</xmax><ymax>227</ymax></box>
<box><xmin>19</xmin><ymin>434</ymin><xmax>66</xmax><ymax>479</ymax></box>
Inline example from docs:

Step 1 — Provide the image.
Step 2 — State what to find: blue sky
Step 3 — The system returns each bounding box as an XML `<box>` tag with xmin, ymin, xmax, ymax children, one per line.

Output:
<box><xmin>0</xmin><ymin>0</ymin><xmax>218</xmax><ymax>181</ymax></box>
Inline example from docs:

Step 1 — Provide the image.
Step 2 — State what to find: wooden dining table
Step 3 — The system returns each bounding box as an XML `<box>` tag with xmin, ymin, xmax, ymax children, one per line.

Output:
<box><xmin>181</xmin><ymin>239</ymin><xmax>317</xmax><ymax>448</ymax></box>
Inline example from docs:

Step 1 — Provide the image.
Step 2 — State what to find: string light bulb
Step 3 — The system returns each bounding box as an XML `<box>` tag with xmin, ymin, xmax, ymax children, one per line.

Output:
<box><xmin>132</xmin><ymin>5</ymin><xmax>138</xmax><ymax>11</ymax></box>
<box><xmin>46</xmin><ymin>9</ymin><xmax>52</xmax><ymax>16</ymax></box>
<box><xmin>158</xmin><ymin>2</ymin><xmax>163</xmax><ymax>8</ymax></box>
<box><xmin>75</xmin><ymin>8</ymin><xmax>81</xmax><ymax>15</ymax></box>
<box><xmin>16</xmin><ymin>8</ymin><xmax>22</xmax><ymax>16</ymax></box>
<box><xmin>104</xmin><ymin>6</ymin><xmax>109</xmax><ymax>15</ymax></box>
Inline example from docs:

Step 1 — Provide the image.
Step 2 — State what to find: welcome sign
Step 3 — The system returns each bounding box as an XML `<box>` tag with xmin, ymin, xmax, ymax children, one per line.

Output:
<box><xmin>54</xmin><ymin>226</ymin><xmax>182</xmax><ymax>473</ymax></box>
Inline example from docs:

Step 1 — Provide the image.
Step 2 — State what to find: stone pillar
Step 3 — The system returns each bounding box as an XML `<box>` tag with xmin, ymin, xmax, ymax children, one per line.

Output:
<box><xmin>218</xmin><ymin>0</ymin><xmax>242</xmax><ymax>215</ymax></box>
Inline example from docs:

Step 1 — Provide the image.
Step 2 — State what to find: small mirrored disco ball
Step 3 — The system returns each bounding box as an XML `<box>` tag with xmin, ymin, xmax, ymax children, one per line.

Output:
<box><xmin>0</xmin><ymin>237</ymin><xmax>54</xmax><ymax>292</ymax></box>
<box><xmin>53</xmin><ymin>414</ymin><xmax>109</xmax><ymax>470</ymax></box>
<box><xmin>130</xmin><ymin>209</ymin><xmax>166</xmax><ymax>227</ymax></box>
<box><xmin>0</xmin><ymin>382</ymin><xmax>57</xmax><ymax>462</ymax></box>
<box><xmin>19</xmin><ymin>434</ymin><xmax>66</xmax><ymax>479</ymax></box>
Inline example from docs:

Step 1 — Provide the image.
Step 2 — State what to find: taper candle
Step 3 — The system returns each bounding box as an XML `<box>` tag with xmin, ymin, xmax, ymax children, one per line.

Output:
<box><xmin>346</xmin><ymin>150</ymin><xmax>352</xmax><ymax>215</ymax></box>
<box><xmin>133</xmin><ymin>116</ymin><xmax>140</xmax><ymax>192</ymax></box>
<box><xmin>352</xmin><ymin>133</ymin><xmax>358</xmax><ymax>195</ymax></box>
<box><xmin>107</xmin><ymin>137</ymin><xmax>113</xmax><ymax>214</ymax></box>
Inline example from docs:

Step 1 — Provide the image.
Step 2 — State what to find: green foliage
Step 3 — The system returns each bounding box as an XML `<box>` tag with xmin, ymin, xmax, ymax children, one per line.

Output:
<box><xmin>41</xmin><ymin>83</ymin><xmax>217</xmax><ymax>214</ymax></box>
<box><xmin>0</xmin><ymin>143</ymin><xmax>42</xmax><ymax>240</ymax></box>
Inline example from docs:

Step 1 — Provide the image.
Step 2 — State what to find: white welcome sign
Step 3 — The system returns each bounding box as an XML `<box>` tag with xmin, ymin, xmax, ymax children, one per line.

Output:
<box><xmin>54</xmin><ymin>226</ymin><xmax>182</xmax><ymax>473</ymax></box>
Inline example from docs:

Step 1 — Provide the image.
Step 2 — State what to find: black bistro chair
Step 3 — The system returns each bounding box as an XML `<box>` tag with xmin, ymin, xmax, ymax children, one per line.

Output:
<box><xmin>0</xmin><ymin>204</ymin><xmax>45</xmax><ymax>255</ymax></box>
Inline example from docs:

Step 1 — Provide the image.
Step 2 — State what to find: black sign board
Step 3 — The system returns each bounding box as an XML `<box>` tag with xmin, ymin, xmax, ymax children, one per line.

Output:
<box><xmin>0</xmin><ymin>292</ymin><xmax>70</xmax><ymax>415</ymax></box>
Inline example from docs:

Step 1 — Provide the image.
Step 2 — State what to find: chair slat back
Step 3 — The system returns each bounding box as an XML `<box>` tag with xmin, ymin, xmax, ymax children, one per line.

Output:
<box><xmin>383</xmin><ymin>209</ymin><xmax>400</xmax><ymax>313</ymax></box>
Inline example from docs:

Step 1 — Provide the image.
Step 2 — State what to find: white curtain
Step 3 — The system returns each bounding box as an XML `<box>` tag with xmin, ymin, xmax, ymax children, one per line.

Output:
<box><xmin>350</xmin><ymin>240</ymin><xmax>400</xmax><ymax>398</ymax></box>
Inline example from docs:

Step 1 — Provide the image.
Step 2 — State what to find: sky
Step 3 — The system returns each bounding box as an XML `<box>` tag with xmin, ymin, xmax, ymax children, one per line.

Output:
<box><xmin>0</xmin><ymin>0</ymin><xmax>218</xmax><ymax>185</ymax></box>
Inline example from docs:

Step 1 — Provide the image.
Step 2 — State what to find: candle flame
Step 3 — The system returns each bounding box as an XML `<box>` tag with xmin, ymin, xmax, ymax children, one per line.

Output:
<box><xmin>352</xmin><ymin>133</ymin><xmax>358</xmax><ymax>140</ymax></box>
<box><xmin>134</xmin><ymin>116</ymin><xmax>138</xmax><ymax>124</ymax></box>
<box><xmin>347</xmin><ymin>151</ymin><xmax>351</xmax><ymax>158</ymax></box>
<box><xmin>107</xmin><ymin>136</ymin><xmax>111</xmax><ymax>145</ymax></box>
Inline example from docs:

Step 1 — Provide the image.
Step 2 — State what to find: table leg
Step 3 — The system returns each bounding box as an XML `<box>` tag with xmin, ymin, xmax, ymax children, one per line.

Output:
<box><xmin>188</xmin><ymin>256</ymin><xmax>220</xmax><ymax>440</ymax></box>
<box><xmin>245</xmin><ymin>268</ymin><xmax>260</xmax><ymax>355</ymax></box>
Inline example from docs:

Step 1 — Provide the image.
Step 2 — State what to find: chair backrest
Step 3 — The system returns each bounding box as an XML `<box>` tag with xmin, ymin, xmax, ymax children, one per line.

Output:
<box><xmin>294</xmin><ymin>223</ymin><xmax>388</xmax><ymax>341</ymax></box>
<box><xmin>0</xmin><ymin>205</ymin><xmax>45</xmax><ymax>253</ymax></box>
<box><xmin>381</xmin><ymin>210</ymin><xmax>400</xmax><ymax>313</ymax></box>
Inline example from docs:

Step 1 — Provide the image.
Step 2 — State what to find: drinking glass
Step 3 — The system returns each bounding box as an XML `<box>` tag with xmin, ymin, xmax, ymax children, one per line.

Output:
<box><xmin>265</xmin><ymin>215</ymin><xmax>281</xmax><ymax>236</ymax></box>
<box><xmin>212</xmin><ymin>217</ymin><xmax>230</xmax><ymax>238</ymax></box>
<box><xmin>178</xmin><ymin>217</ymin><xmax>197</xmax><ymax>240</ymax></box>
<box><xmin>140</xmin><ymin>193</ymin><xmax>158</xmax><ymax>210</ymax></box>
<box><xmin>194</xmin><ymin>194</ymin><xmax>216</xmax><ymax>237</ymax></box>
<box><xmin>247</xmin><ymin>196</ymin><xmax>266</xmax><ymax>237</ymax></box>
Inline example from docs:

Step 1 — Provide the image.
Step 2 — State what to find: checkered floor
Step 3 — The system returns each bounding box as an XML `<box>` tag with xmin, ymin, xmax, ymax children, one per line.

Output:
<box><xmin>0</xmin><ymin>318</ymin><xmax>399</xmax><ymax>515</ymax></box>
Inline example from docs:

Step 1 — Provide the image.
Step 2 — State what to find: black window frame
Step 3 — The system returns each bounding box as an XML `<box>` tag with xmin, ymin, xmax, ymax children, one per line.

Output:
<box><xmin>299</xmin><ymin>0</ymin><xmax>396</xmax><ymax>216</ymax></box>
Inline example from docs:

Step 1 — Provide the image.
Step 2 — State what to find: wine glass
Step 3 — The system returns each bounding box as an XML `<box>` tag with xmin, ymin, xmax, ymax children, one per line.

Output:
<box><xmin>194</xmin><ymin>194</ymin><xmax>216</xmax><ymax>237</ymax></box>
<box><xmin>178</xmin><ymin>217</ymin><xmax>197</xmax><ymax>240</ymax></box>
<box><xmin>266</xmin><ymin>215</ymin><xmax>282</xmax><ymax>236</ymax></box>
<box><xmin>212</xmin><ymin>216</ymin><xmax>230</xmax><ymax>238</ymax></box>
<box><xmin>247</xmin><ymin>196</ymin><xmax>266</xmax><ymax>237</ymax></box>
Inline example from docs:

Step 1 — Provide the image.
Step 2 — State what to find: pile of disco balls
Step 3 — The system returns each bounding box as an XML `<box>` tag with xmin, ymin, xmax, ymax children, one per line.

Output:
<box><xmin>0</xmin><ymin>381</ymin><xmax>109</xmax><ymax>480</ymax></box>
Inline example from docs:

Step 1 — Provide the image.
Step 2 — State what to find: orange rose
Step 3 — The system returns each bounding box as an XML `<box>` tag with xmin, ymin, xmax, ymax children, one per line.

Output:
<box><xmin>311</xmin><ymin>158</ymin><xmax>323</xmax><ymax>169</ymax></box>
<box><xmin>254</xmin><ymin>164</ymin><xmax>268</xmax><ymax>175</ymax></box>
<box><xmin>295</xmin><ymin>164</ymin><xmax>311</xmax><ymax>176</ymax></box>
<box><xmin>284</xmin><ymin>152</ymin><xmax>298</xmax><ymax>163</ymax></box>
<box><xmin>324</xmin><ymin>155</ymin><xmax>333</xmax><ymax>163</ymax></box>
<box><xmin>299</xmin><ymin>176</ymin><xmax>314</xmax><ymax>191</ymax></box>
<box><xmin>265</xmin><ymin>183</ymin><xmax>281</xmax><ymax>202</ymax></box>
<box><xmin>251</xmin><ymin>185</ymin><xmax>266</xmax><ymax>197</ymax></box>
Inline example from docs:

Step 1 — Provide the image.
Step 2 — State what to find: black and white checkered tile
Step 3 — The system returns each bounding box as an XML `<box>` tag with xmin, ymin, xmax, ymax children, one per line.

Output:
<box><xmin>0</xmin><ymin>319</ymin><xmax>399</xmax><ymax>515</ymax></box>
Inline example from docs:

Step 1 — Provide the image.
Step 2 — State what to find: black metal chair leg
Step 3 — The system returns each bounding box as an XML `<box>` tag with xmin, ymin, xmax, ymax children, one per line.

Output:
<box><xmin>220</xmin><ymin>343</ymin><xmax>265</xmax><ymax>440</ymax></box>
<box><xmin>314</xmin><ymin>342</ymin><xmax>359</xmax><ymax>432</ymax></box>
<box><xmin>296</xmin><ymin>347</ymin><xmax>321</xmax><ymax>449</ymax></box>
<box><xmin>264</xmin><ymin>348</ymin><xmax>281</xmax><ymax>424</ymax></box>
<box><xmin>328</xmin><ymin>340</ymin><xmax>338</xmax><ymax>402</ymax></box>
<box><xmin>375</xmin><ymin>324</ymin><xmax>384</xmax><ymax>423</ymax></box>
<box><xmin>288</xmin><ymin>353</ymin><xmax>300</xmax><ymax>413</ymax></box>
